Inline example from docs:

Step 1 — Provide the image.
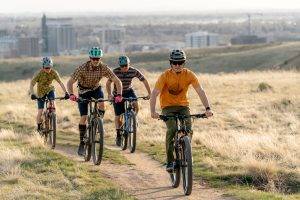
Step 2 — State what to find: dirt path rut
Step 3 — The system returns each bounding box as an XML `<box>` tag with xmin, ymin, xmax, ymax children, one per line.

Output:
<box><xmin>55</xmin><ymin>145</ymin><xmax>233</xmax><ymax>200</ymax></box>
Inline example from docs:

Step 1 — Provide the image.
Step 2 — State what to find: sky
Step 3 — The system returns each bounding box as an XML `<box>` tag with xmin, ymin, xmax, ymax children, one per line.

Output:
<box><xmin>1</xmin><ymin>0</ymin><xmax>300</xmax><ymax>14</ymax></box>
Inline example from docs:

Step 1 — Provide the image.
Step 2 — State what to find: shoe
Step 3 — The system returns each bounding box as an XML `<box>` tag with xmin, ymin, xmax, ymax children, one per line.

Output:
<box><xmin>166</xmin><ymin>162</ymin><xmax>174</xmax><ymax>172</ymax></box>
<box><xmin>77</xmin><ymin>142</ymin><xmax>85</xmax><ymax>156</ymax></box>
<box><xmin>115</xmin><ymin>135</ymin><xmax>121</xmax><ymax>147</ymax></box>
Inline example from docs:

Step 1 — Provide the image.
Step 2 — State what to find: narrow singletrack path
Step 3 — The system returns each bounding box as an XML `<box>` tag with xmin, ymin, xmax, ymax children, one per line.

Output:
<box><xmin>55</xmin><ymin>144</ymin><xmax>234</xmax><ymax>200</ymax></box>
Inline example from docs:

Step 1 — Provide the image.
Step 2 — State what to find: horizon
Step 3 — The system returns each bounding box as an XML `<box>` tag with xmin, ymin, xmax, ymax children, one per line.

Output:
<box><xmin>1</xmin><ymin>0</ymin><xmax>300</xmax><ymax>14</ymax></box>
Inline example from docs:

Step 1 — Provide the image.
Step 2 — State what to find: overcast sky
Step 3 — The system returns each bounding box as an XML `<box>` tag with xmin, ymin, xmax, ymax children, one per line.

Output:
<box><xmin>1</xmin><ymin>0</ymin><xmax>300</xmax><ymax>13</ymax></box>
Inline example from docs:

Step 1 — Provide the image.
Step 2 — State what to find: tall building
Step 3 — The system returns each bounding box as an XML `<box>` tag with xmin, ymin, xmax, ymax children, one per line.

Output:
<box><xmin>185</xmin><ymin>31</ymin><xmax>219</xmax><ymax>48</ymax></box>
<box><xmin>93</xmin><ymin>27</ymin><xmax>125</xmax><ymax>53</ymax></box>
<box><xmin>17</xmin><ymin>37</ymin><xmax>39</xmax><ymax>57</ymax></box>
<box><xmin>41</xmin><ymin>14</ymin><xmax>48</xmax><ymax>54</ymax></box>
<box><xmin>41</xmin><ymin>15</ymin><xmax>77</xmax><ymax>55</ymax></box>
<box><xmin>0</xmin><ymin>36</ymin><xmax>17</xmax><ymax>58</ymax></box>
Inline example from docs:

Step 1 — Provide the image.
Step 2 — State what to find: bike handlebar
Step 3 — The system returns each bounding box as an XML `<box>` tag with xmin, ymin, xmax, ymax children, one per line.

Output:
<box><xmin>77</xmin><ymin>97</ymin><xmax>112</xmax><ymax>103</ymax></box>
<box><xmin>32</xmin><ymin>97</ymin><xmax>66</xmax><ymax>101</ymax></box>
<box><xmin>159</xmin><ymin>113</ymin><xmax>207</xmax><ymax>121</ymax></box>
<box><xmin>122</xmin><ymin>96</ymin><xmax>149</xmax><ymax>101</ymax></box>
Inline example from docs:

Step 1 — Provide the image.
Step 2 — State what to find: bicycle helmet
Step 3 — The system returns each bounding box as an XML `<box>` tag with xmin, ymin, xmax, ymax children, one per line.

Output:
<box><xmin>42</xmin><ymin>57</ymin><xmax>53</xmax><ymax>67</ymax></box>
<box><xmin>169</xmin><ymin>49</ymin><xmax>186</xmax><ymax>61</ymax></box>
<box><xmin>118</xmin><ymin>55</ymin><xmax>130</xmax><ymax>66</ymax></box>
<box><xmin>88</xmin><ymin>47</ymin><xmax>103</xmax><ymax>58</ymax></box>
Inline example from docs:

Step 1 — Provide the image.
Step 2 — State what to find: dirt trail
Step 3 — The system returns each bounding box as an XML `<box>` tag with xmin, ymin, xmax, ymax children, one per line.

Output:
<box><xmin>55</xmin><ymin>145</ymin><xmax>233</xmax><ymax>200</ymax></box>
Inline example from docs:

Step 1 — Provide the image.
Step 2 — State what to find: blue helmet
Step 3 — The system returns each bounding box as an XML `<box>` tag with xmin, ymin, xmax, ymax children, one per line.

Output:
<box><xmin>89</xmin><ymin>47</ymin><xmax>103</xmax><ymax>58</ymax></box>
<box><xmin>42</xmin><ymin>57</ymin><xmax>53</xmax><ymax>67</ymax></box>
<box><xmin>118</xmin><ymin>55</ymin><xmax>130</xmax><ymax>66</ymax></box>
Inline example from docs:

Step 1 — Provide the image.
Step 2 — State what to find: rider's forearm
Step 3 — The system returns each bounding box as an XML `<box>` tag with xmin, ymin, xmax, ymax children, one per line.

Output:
<box><xmin>112</xmin><ymin>77</ymin><xmax>122</xmax><ymax>95</ymax></box>
<box><xmin>67</xmin><ymin>79</ymin><xmax>75</xmax><ymax>94</ymax></box>
<box><xmin>150</xmin><ymin>89</ymin><xmax>159</xmax><ymax>113</ymax></box>
<box><xmin>106</xmin><ymin>80</ymin><xmax>112</xmax><ymax>96</ymax></box>
<box><xmin>143</xmin><ymin>79</ymin><xmax>151</xmax><ymax>95</ymax></box>
<box><xmin>58</xmin><ymin>81</ymin><xmax>67</xmax><ymax>93</ymax></box>
<box><xmin>29</xmin><ymin>81</ymin><xmax>35</xmax><ymax>94</ymax></box>
<box><xmin>195</xmin><ymin>85</ymin><xmax>210</xmax><ymax>109</ymax></box>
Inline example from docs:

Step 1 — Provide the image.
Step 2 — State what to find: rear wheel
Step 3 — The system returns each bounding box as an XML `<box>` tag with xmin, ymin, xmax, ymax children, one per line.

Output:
<box><xmin>84</xmin><ymin>126</ymin><xmax>92</xmax><ymax>162</ymax></box>
<box><xmin>92</xmin><ymin>118</ymin><xmax>104</xmax><ymax>165</ymax></box>
<box><xmin>128</xmin><ymin>112</ymin><xmax>137</xmax><ymax>153</ymax></box>
<box><xmin>48</xmin><ymin>113</ymin><xmax>56</xmax><ymax>149</ymax></box>
<box><xmin>181</xmin><ymin>136</ymin><xmax>193</xmax><ymax>195</ymax></box>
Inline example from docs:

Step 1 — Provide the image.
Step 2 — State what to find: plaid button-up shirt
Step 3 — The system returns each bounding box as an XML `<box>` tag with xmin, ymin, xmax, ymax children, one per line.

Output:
<box><xmin>71</xmin><ymin>61</ymin><xmax>115</xmax><ymax>94</ymax></box>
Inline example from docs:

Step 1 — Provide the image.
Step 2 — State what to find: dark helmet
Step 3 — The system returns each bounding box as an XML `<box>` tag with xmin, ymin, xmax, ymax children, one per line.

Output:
<box><xmin>169</xmin><ymin>49</ymin><xmax>186</xmax><ymax>61</ymax></box>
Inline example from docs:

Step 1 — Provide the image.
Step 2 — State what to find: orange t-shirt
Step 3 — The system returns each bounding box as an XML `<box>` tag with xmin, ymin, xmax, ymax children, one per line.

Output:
<box><xmin>154</xmin><ymin>68</ymin><xmax>200</xmax><ymax>109</ymax></box>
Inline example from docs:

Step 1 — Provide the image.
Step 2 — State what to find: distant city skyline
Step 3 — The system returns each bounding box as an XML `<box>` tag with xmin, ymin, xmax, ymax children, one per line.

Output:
<box><xmin>1</xmin><ymin>0</ymin><xmax>300</xmax><ymax>14</ymax></box>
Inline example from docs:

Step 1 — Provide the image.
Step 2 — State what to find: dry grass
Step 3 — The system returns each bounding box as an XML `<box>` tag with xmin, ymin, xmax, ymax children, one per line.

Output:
<box><xmin>0</xmin><ymin>70</ymin><xmax>299</xmax><ymax>194</ymax></box>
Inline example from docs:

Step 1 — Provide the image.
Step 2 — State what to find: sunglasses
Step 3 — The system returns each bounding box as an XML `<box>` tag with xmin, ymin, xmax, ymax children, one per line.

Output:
<box><xmin>44</xmin><ymin>67</ymin><xmax>51</xmax><ymax>70</ymax></box>
<box><xmin>120</xmin><ymin>65</ymin><xmax>128</xmax><ymax>68</ymax></box>
<box><xmin>171</xmin><ymin>61</ymin><xmax>185</xmax><ymax>66</ymax></box>
<box><xmin>90</xmin><ymin>57</ymin><xmax>100</xmax><ymax>61</ymax></box>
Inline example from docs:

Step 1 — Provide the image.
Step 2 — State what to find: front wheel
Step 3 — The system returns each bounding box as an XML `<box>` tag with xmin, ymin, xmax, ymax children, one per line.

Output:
<box><xmin>48</xmin><ymin>113</ymin><xmax>56</xmax><ymax>149</ymax></box>
<box><xmin>84</xmin><ymin>127</ymin><xmax>92</xmax><ymax>162</ymax></box>
<box><xmin>170</xmin><ymin>146</ymin><xmax>181</xmax><ymax>188</ymax></box>
<box><xmin>91</xmin><ymin>118</ymin><xmax>104</xmax><ymax>165</ymax></box>
<box><xmin>181</xmin><ymin>136</ymin><xmax>193</xmax><ymax>195</ymax></box>
<box><xmin>128</xmin><ymin>112</ymin><xmax>137</xmax><ymax>153</ymax></box>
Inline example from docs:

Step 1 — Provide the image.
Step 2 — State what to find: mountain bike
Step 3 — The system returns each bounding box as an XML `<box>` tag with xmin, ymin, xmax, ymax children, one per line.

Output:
<box><xmin>159</xmin><ymin>113</ymin><xmax>207</xmax><ymax>195</ymax></box>
<box><xmin>33</xmin><ymin>96</ymin><xmax>65</xmax><ymax>149</ymax></box>
<box><xmin>78</xmin><ymin>97</ymin><xmax>111</xmax><ymax>165</ymax></box>
<box><xmin>119</xmin><ymin>97</ymin><xmax>148</xmax><ymax>153</ymax></box>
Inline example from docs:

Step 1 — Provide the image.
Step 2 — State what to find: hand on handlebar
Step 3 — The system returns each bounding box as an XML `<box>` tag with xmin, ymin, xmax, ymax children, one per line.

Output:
<box><xmin>205</xmin><ymin>109</ymin><xmax>213</xmax><ymax>118</ymax></box>
<box><xmin>114</xmin><ymin>94</ymin><xmax>123</xmax><ymax>103</ymax></box>
<box><xmin>64</xmin><ymin>92</ymin><xmax>70</xmax><ymax>100</ymax></box>
<box><xmin>151</xmin><ymin>112</ymin><xmax>160</xmax><ymax>119</ymax></box>
<box><xmin>69</xmin><ymin>94</ymin><xmax>78</xmax><ymax>102</ymax></box>
<box><xmin>31</xmin><ymin>94</ymin><xmax>38</xmax><ymax>100</ymax></box>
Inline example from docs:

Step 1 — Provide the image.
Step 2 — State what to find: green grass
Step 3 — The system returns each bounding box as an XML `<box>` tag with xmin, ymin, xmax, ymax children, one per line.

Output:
<box><xmin>138</xmin><ymin>141</ymin><xmax>300</xmax><ymax>200</ymax></box>
<box><xmin>0</xmin><ymin>120</ymin><xmax>134</xmax><ymax>200</ymax></box>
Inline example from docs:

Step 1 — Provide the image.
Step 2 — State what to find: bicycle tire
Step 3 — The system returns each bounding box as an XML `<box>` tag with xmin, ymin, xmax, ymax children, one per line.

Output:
<box><xmin>84</xmin><ymin>127</ymin><xmax>92</xmax><ymax>162</ymax></box>
<box><xmin>170</xmin><ymin>146</ymin><xmax>181</xmax><ymax>188</ymax></box>
<box><xmin>49</xmin><ymin>113</ymin><xmax>56</xmax><ymax>149</ymax></box>
<box><xmin>121</xmin><ymin>130</ymin><xmax>128</xmax><ymax>150</ymax></box>
<box><xmin>92</xmin><ymin>118</ymin><xmax>104</xmax><ymax>165</ymax></box>
<box><xmin>128</xmin><ymin>111</ymin><xmax>137</xmax><ymax>153</ymax></box>
<box><xmin>44</xmin><ymin>112</ymin><xmax>49</xmax><ymax>144</ymax></box>
<box><xmin>181</xmin><ymin>135</ymin><xmax>193</xmax><ymax>195</ymax></box>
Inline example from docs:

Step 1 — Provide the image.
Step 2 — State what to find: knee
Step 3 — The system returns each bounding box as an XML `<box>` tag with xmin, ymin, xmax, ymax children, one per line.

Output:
<box><xmin>98</xmin><ymin>102</ymin><xmax>105</xmax><ymax>110</ymax></box>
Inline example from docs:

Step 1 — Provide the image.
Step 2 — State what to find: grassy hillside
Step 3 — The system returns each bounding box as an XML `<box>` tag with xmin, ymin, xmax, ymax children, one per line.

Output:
<box><xmin>0</xmin><ymin>70</ymin><xmax>299</xmax><ymax>199</ymax></box>
<box><xmin>1</xmin><ymin>42</ymin><xmax>300</xmax><ymax>81</ymax></box>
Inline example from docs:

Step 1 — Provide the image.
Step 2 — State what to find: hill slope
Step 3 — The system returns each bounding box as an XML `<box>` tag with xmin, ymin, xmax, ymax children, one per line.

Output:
<box><xmin>1</xmin><ymin>42</ymin><xmax>300</xmax><ymax>81</ymax></box>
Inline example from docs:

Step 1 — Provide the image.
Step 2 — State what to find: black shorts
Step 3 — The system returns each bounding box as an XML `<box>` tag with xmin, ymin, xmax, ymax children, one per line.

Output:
<box><xmin>113</xmin><ymin>89</ymin><xmax>137</xmax><ymax>116</ymax></box>
<box><xmin>78</xmin><ymin>86</ymin><xmax>104</xmax><ymax>116</ymax></box>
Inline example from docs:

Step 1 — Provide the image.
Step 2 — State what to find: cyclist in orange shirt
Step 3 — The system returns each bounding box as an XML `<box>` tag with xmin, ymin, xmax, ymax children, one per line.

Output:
<box><xmin>150</xmin><ymin>49</ymin><xmax>213</xmax><ymax>172</ymax></box>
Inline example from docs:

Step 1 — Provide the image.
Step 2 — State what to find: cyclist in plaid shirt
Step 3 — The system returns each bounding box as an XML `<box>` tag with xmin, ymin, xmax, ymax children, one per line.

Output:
<box><xmin>67</xmin><ymin>47</ymin><xmax>122</xmax><ymax>156</ymax></box>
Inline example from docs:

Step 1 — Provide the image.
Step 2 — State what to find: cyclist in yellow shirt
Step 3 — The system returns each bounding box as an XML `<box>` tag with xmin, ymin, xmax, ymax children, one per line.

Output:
<box><xmin>29</xmin><ymin>57</ymin><xmax>69</xmax><ymax>132</ymax></box>
<box><xmin>150</xmin><ymin>49</ymin><xmax>213</xmax><ymax>172</ymax></box>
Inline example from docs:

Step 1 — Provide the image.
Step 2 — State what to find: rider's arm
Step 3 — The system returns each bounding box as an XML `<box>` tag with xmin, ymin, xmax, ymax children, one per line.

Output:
<box><xmin>150</xmin><ymin>88</ymin><xmax>160</xmax><ymax>114</ymax></box>
<box><xmin>54</xmin><ymin>71</ymin><xmax>68</xmax><ymax>93</ymax></box>
<box><xmin>193</xmin><ymin>84</ymin><xmax>210</xmax><ymax>109</ymax></box>
<box><xmin>67</xmin><ymin>77</ymin><xmax>76</xmax><ymax>94</ymax></box>
<box><xmin>105</xmin><ymin>79</ymin><xmax>113</xmax><ymax>96</ymax></box>
<box><xmin>142</xmin><ymin>79</ymin><xmax>151</xmax><ymax>97</ymax></box>
<box><xmin>110</xmin><ymin>75</ymin><xmax>122</xmax><ymax>95</ymax></box>
<box><xmin>29</xmin><ymin>72</ymin><xmax>39</xmax><ymax>95</ymax></box>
